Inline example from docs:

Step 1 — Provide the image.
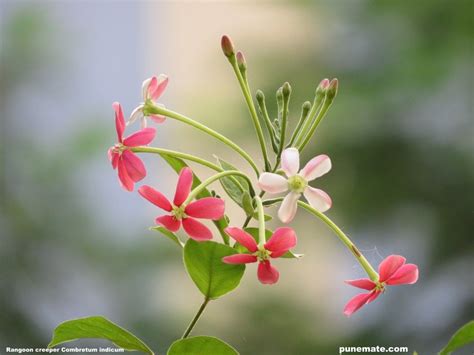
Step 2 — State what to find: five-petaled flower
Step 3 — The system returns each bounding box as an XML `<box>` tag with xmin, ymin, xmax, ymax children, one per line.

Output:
<box><xmin>344</xmin><ymin>255</ymin><xmax>419</xmax><ymax>316</ymax></box>
<box><xmin>259</xmin><ymin>147</ymin><xmax>332</xmax><ymax>223</ymax></box>
<box><xmin>222</xmin><ymin>227</ymin><xmax>297</xmax><ymax>284</ymax></box>
<box><xmin>138</xmin><ymin>167</ymin><xmax>225</xmax><ymax>241</ymax></box>
<box><xmin>129</xmin><ymin>74</ymin><xmax>169</xmax><ymax>128</ymax></box>
<box><xmin>108</xmin><ymin>102</ymin><xmax>156</xmax><ymax>191</ymax></box>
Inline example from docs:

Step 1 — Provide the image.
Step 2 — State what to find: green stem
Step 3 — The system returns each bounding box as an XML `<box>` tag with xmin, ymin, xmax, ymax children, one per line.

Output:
<box><xmin>263</xmin><ymin>197</ymin><xmax>379</xmax><ymax>281</ymax></box>
<box><xmin>229</xmin><ymin>56</ymin><xmax>271</xmax><ymax>171</ymax></box>
<box><xmin>183</xmin><ymin>170</ymin><xmax>251</xmax><ymax>206</ymax></box>
<box><xmin>294</xmin><ymin>93</ymin><xmax>325</xmax><ymax>148</ymax></box>
<box><xmin>182</xmin><ymin>298</ymin><xmax>210</xmax><ymax>339</ymax></box>
<box><xmin>297</xmin><ymin>98</ymin><xmax>334</xmax><ymax>152</ymax></box>
<box><xmin>145</xmin><ymin>104</ymin><xmax>260</xmax><ymax>176</ymax></box>
<box><xmin>256</xmin><ymin>91</ymin><xmax>279</xmax><ymax>153</ymax></box>
<box><xmin>255</xmin><ymin>196</ymin><xmax>266</xmax><ymax>247</ymax></box>
<box><xmin>288</xmin><ymin>101</ymin><xmax>311</xmax><ymax>147</ymax></box>
<box><xmin>277</xmin><ymin>92</ymin><xmax>289</xmax><ymax>157</ymax></box>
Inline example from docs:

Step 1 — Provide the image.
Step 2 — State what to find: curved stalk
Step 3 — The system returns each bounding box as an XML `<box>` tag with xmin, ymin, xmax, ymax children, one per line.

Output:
<box><xmin>182</xmin><ymin>298</ymin><xmax>209</xmax><ymax>339</ymax></box>
<box><xmin>145</xmin><ymin>104</ymin><xmax>260</xmax><ymax>176</ymax></box>
<box><xmin>262</xmin><ymin>197</ymin><xmax>378</xmax><ymax>281</ymax></box>
<box><xmin>294</xmin><ymin>93</ymin><xmax>326</xmax><ymax>148</ymax></box>
<box><xmin>184</xmin><ymin>170</ymin><xmax>253</xmax><ymax>206</ymax></box>
<box><xmin>297</xmin><ymin>99</ymin><xmax>334</xmax><ymax>152</ymax></box>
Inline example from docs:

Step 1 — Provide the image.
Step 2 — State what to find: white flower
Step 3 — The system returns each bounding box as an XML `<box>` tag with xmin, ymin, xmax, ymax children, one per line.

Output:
<box><xmin>259</xmin><ymin>147</ymin><xmax>332</xmax><ymax>223</ymax></box>
<box><xmin>129</xmin><ymin>74</ymin><xmax>168</xmax><ymax>128</ymax></box>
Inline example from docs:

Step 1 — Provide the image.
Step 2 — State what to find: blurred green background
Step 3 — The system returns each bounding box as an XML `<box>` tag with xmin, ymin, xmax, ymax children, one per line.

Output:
<box><xmin>1</xmin><ymin>1</ymin><xmax>473</xmax><ymax>354</ymax></box>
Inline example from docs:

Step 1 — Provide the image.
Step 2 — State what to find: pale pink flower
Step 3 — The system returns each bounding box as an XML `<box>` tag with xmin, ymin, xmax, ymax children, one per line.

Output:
<box><xmin>222</xmin><ymin>227</ymin><xmax>297</xmax><ymax>284</ymax></box>
<box><xmin>129</xmin><ymin>74</ymin><xmax>169</xmax><ymax>128</ymax></box>
<box><xmin>108</xmin><ymin>102</ymin><xmax>156</xmax><ymax>191</ymax></box>
<box><xmin>344</xmin><ymin>255</ymin><xmax>419</xmax><ymax>316</ymax></box>
<box><xmin>138</xmin><ymin>167</ymin><xmax>225</xmax><ymax>241</ymax></box>
<box><xmin>259</xmin><ymin>147</ymin><xmax>332</xmax><ymax>223</ymax></box>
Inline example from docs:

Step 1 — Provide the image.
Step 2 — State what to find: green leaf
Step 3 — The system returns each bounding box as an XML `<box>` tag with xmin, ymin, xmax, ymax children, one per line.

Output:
<box><xmin>215</xmin><ymin>157</ymin><xmax>253</xmax><ymax>209</ymax></box>
<box><xmin>240</xmin><ymin>227</ymin><xmax>303</xmax><ymax>259</ymax></box>
<box><xmin>168</xmin><ymin>336</ymin><xmax>238</xmax><ymax>355</ymax></box>
<box><xmin>150</xmin><ymin>226</ymin><xmax>184</xmax><ymax>247</ymax></box>
<box><xmin>48</xmin><ymin>316</ymin><xmax>154</xmax><ymax>354</ymax></box>
<box><xmin>241</xmin><ymin>192</ymin><xmax>254</xmax><ymax>217</ymax></box>
<box><xmin>183</xmin><ymin>240</ymin><xmax>245</xmax><ymax>299</ymax></box>
<box><xmin>439</xmin><ymin>320</ymin><xmax>474</xmax><ymax>355</ymax></box>
<box><xmin>251</xmin><ymin>211</ymin><xmax>272</xmax><ymax>222</ymax></box>
<box><xmin>160</xmin><ymin>154</ymin><xmax>229</xmax><ymax>245</ymax></box>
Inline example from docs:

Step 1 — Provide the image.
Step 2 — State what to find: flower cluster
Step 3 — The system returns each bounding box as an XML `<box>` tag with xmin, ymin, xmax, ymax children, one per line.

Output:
<box><xmin>108</xmin><ymin>35</ymin><xmax>418</xmax><ymax>318</ymax></box>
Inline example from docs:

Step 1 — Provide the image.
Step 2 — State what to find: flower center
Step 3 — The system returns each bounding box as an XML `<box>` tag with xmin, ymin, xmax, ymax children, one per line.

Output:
<box><xmin>113</xmin><ymin>143</ymin><xmax>125</xmax><ymax>154</ymax></box>
<box><xmin>171</xmin><ymin>206</ymin><xmax>186</xmax><ymax>220</ymax></box>
<box><xmin>375</xmin><ymin>282</ymin><xmax>386</xmax><ymax>292</ymax></box>
<box><xmin>254</xmin><ymin>247</ymin><xmax>271</xmax><ymax>262</ymax></box>
<box><xmin>288</xmin><ymin>175</ymin><xmax>307</xmax><ymax>193</ymax></box>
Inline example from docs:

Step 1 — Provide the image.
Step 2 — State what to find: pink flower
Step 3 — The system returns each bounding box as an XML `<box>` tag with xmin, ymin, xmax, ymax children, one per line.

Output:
<box><xmin>344</xmin><ymin>255</ymin><xmax>419</xmax><ymax>316</ymax></box>
<box><xmin>138</xmin><ymin>167</ymin><xmax>225</xmax><ymax>241</ymax></box>
<box><xmin>222</xmin><ymin>227</ymin><xmax>297</xmax><ymax>284</ymax></box>
<box><xmin>108</xmin><ymin>102</ymin><xmax>156</xmax><ymax>191</ymax></box>
<box><xmin>259</xmin><ymin>147</ymin><xmax>332</xmax><ymax>223</ymax></box>
<box><xmin>129</xmin><ymin>75</ymin><xmax>169</xmax><ymax>128</ymax></box>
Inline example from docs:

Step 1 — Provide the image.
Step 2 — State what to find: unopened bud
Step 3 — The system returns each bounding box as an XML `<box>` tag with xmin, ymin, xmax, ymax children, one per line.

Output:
<box><xmin>256</xmin><ymin>90</ymin><xmax>265</xmax><ymax>104</ymax></box>
<box><xmin>315</xmin><ymin>78</ymin><xmax>330</xmax><ymax>96</ymax></box>
<box><xmin>282</xmin><ymin>82</ymin><xmax>291</xmax><ymax>97</ymax></box>
<box><xmin>302</xmin><ymin>101</ymin><xmax>311</xmax><ymax>115</ymax></box>
<box><xmin>221</xmin><ymin>35</ymin><xmax>235</xmax><ymax>58</ymax></box>
<box><xmin>276</xmin><ymin>87</ymin><xmax>283</xmax><ymax>105</ymax></box>
<box><xmin>236</xmin><ymin>51</ymin><xmax>247</xmax><ymax>72</ymax></box>
<box><xmin>327</xmin><ymin>78</ymin><xmax>338</xmax><ymax>100</ymax></box>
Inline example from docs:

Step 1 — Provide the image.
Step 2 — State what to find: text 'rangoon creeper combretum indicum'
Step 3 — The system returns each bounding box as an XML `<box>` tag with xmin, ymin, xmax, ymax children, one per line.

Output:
<box><xmin>48</xmin><ymin>35</ymin><xmax>419</xmax><ymax>354</ymax></box>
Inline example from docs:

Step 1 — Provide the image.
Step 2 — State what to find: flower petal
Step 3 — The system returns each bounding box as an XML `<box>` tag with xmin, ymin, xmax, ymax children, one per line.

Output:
<box><xmin>344</xmin><ymin>278</ymin><xmax>377</xmax><ymax>290</ymax></box>
<box><xmin>185</xmin><ymin>197</ymin><xmax>225</xmax><ymax>220</ymax></box>
<box><xmin>182</xmin><ymin>217</ymin><xmax>213</xmax><ymax>241</ymax></box>
<box><xmin>367</xmin><ymin>290</ymin><xmax>382</xmax><ymax>303</ymax></box>
<box><xmin>108</xmin><ymin>148</ymin><xmax>119</xmax><ymax>169</ymax></box>
<box><xmin>121</xmin><ymin>150</ymin><xmax>146</xmax><ymax>182</ymax></box>
<box><xmin>142</xmin><ymin>77</ymin><xmax>153</xmax><ymax>100</ymax></box>
<box><xmin>224</xmin><ymin>227</ymin><xmax>258</xmax><ymax>252</ymax></box>
<box><xmin>156</xmin><ymin>215</ymin><xmax>181</xmax><ymax>232</ymax></box>
<box><xmin>299</xmin><ymin>154</ymin><xmax>332</xmax><ymax>181</ymax></box>
<box><xmin>129</xmin><ymin>105</ymin><xmax>144</xmax><ymax>125</ymax></box>
<box><xmin>385</xmin><ymin>264</ymin><xmax>419</xmax><ymax>285</ymax></box>
<box><xmin>303</xmin><ymin>186</ymin><xmax>332</xmax><ymax>212</ymax></box>
<box><xmin>150</xmin><ymin>74</ymin><xmax>168</xmax><ymax>101</ymax></box>
<box><xmin>123</xmin><ymin>127</ymin><xmax>156</xmax><ymax>147</ymax></box>
<box><xmin>257</xmin><ymin>260</ymin><xmax>280</xmax><ymax>284</ymax></box>
<box><xmin>222</xmin><ymin>254</ymin><xmax>258</xmax><ymax>264</ymax></box>
<box><xmin>264</xmin><ymin>227</ymin><xmax>297</xmax><ymax>258</ymax></box>
<box><xmin>150</xmin><ymin>114</ymin><xmax>166</xmax><ymax>124</ymax></box>
<box><xmin>258</xmin><ymin>173</ymin><xmax>289</xmax><ymax>194</ymax></box>
<box><xmin>138</xmin><ymin>185</ymin><xmax>172</xmax><ymax>212</ymax></box>
<box><xmin>117</xmin><ymin>159</ymin><xmax>134</xmax><ymax>191</ymax></box>
<box><xmin>278</xmin><ymin>192</ymin><xmax>300</xmax><ymax>223</ymax></box>
<box><xmin>174</xmin><ymin>167</ymin><xmax>193</xmax><ymax>206</ymax></box>
<box><xmin>378</xmin><ymin>255</ymin><xmax>406</xmax><ymax>283</ymax></box>
<box><xmin>113</xmin><ymin>102</ymin><xmax>125</xmax><ymax>142</ymax></box>
<box><xmin>281</xmin><ymin>147</ymin><xmax>300</xmax><ymax>177</ymax></box>
<box><xmin>343</xmin><ymin>292</ymin><xmax>373</xmax><ymax>317</ymax></box>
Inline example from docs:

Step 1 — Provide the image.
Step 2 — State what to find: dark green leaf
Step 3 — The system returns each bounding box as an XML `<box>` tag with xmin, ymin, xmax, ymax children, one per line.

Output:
<box><xmin>150</xmin><ymin>226</ymin><xmax>184</xmax><ymax>247</ymax></box>
<box><xmin>160</xmin><ymin>154</ymin><xmax>229</xmax><ymax>245</ymax></box>
<box><xmin>241</xmin><ymin>192</ymin><xmax>254</xmax><ymax>217</ymax></box>
<box><xmin>168</xmin><ymin>336</ymin><xmax>238</xmax><ymax>355</ymax></box>
<box><xmin>439</xmin><ymin>321</ymin><xmax>474</xmax><ymax>355</ymax></box>
<box><xmin>183</xmin><ymin>240</ymin><xmax>245</xmax><ymax>299</ymax></box>
<box><xmin>215</xmin><ymin>157</ymin><xmax>254</xmax><ymax>211</ymax></box>
<box><xmin>48</xmin><ymin>316</ymin><xmax>154</xmax><ymax>354</ymax></box>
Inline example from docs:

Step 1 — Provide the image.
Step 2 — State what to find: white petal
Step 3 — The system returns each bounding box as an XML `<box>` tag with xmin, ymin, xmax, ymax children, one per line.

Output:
<box><xmin>304</xmin><ymin>186</ymin><xmax>332</xmax><ymax>212</ymax></box>
<box><xmin>258</xmin><ymin>173</ymin><xmax>289</xmax><ymax>194</ymax></box>
<box><xmin>278</xmin><ymin>192</ymin><xmax>300</xmax><ymax>223</ymax></box>
<box><xmin>128</xmin><ymin>105</ymin><xmax>144</xmax><ymax>125</ymax></box>
<box><xmin>141</xmin><ymin>77</ymin><xmax>152</xmax><ymax>100</ymax></box>
<box><xmin>281</xmin><ymin>147</ymin><xmax>300</xmax><ymax>177</ymax></box>
<box><xmin>299</xmin><ymin>154</ymin><xmax>332</xmax><ymax>181</ymax></box>
<box><xmin>140</xmin><ymin>116</ymin><xmax>147</xmax><ymax>129</ymax></box>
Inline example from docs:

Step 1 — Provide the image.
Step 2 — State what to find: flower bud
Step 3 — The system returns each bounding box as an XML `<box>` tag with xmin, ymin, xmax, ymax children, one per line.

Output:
<box><xmin>236</xmin><ymin>51</ymin><xmax>247</xmax><ymax>72</ymax></box>
<box><xmin>302</xmin><ymin>101</ymin><xmax>311</xmax><ymax>115</ymax></box>
<box><xmin>282</xmin><ymin>82</ymin><xmax>291</xmax><ymax>98</ymax></box>
<box><xmin>256</xmin><ymin>89</ymin><xmax>265</xmax><ymax>104</ymax></box>
<box><xmin>315</xmin><ymin>78</ymin><xmax>330</xmax><ymax>96</ymax></box>
<box><xmin>327</xmin><ymin>78</ymin><xmax>338</xmax><ymax>100</ymax></box>
<box><xmin>221</xmin><ymin>35</ymin><xmax>235</xmax><ymax>58</ymax></box>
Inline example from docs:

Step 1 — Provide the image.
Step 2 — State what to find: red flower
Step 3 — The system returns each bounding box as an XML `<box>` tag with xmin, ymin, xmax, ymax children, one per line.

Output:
<box><xmin>138</xmin><ymin>167</ymin><xmax>225</xmax><ymax>241</ymax></box>
<box><xmin>344</xmin><ymin>255</ymin><xmax>419</xmax><ymax>316</ymax></box>
<box><xmin>108</xmin><ymin>102</ymin><xmax>156</xmax><ymax>191</ymax></box>
<box><xmin>222</xmin><ymin>227</ymin><xmax>297</xmax><ymax>285</ymax></box>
